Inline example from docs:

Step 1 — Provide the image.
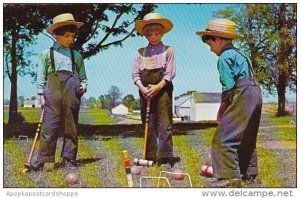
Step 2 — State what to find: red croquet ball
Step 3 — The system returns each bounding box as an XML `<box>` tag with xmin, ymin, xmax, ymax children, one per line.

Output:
<box><xmin>201</xmin><ymin>165</ymin><xmax>213</xmax><ymax>177</ymax></box>
<box><xmin>170</xmin><ymin>169</ymin><xmax>185</xmax><ymax>180</ymax></box>
<box><xmin>131</xmin><ymin>165</ymin><xmax>142</xmax><ymax>175</ymax></box>
<box><xmin>65</xmin><ymin>173</ymin><xmax>79</xmax><ymax>185</ymax></box>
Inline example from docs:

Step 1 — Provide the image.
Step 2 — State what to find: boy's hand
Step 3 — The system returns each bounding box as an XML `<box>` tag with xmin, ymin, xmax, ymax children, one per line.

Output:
<box><xmin>140</xmin><ymin>86</ymin><xmax>149</xmax><ymax>99</ymax></box>
<box><xmin>80</xmin><ymin>86</ymin><xmax>86</xmax><ymax>95</ymax></box>
<box><xmin>147</xmin><ymin>84</ymin><xmax>162</xmax><ymax>99</ymax></box>
<box><xmin>40</xmin><ymin>95</ymin><xmax>45</xmax><ymax>109</ymax></box>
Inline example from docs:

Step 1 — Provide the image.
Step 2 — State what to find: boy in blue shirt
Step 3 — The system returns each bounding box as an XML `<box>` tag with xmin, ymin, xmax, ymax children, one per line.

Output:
<box><xmin>196</xmin><ymin>18</ymin><xmax>262</xmax><ymax>187</ymax></box>
<box><xmin>31</xmin><ymin>13</ymin><xmax>88</xmax><ymax>171</ymax></box>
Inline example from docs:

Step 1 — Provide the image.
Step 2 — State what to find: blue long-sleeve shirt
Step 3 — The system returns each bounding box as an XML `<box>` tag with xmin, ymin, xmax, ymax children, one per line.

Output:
<box><xmin>218</xmin><ymin>45</ymin><xmax>250</xmax><ymax>102</ymax></box>
<box><xmin>36</xmin><ymin>42</ymin><xmax>88</xmax><ymax>95</ymax></box>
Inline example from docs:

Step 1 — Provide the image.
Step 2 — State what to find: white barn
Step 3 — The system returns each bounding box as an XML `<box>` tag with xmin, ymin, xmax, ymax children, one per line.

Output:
<box><xmin>111</xmin><ymin>104</ymin><xmax>129</xmax><ymax>115</ymax></box>
<box><xmin>174</xmin><ymin>95</ymin><xmax>192</xmax><ymax>120</ymax></box>
<box><xmin>23</xmin><ymin>99</ymin><xmax>40</xmax><ymax>108</ymax></box>
<box><xmin>174</xmin><ymin>92</ymin><xmax>221</xmax><ymax>121</ymax></box>
<box><xmin>190</xmin><ymin>92</ymin><xmax>221</xmax><ymax>121</ymax></box>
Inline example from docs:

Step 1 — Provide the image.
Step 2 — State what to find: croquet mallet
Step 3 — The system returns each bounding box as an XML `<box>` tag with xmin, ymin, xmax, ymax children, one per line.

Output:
<box><xmin>133</xmin><ymin>99</ymin><xmax>154</xmax><ymax>167</ymax></box>
<box><xmin>142</xmin><ymin>99</ymin><xmax>151</xmax><ymax>160</ymax></box>
<box><xmin>19</xmin><ymin>109</ymin><xmax>44</xmax><ymax>174</ymax></box>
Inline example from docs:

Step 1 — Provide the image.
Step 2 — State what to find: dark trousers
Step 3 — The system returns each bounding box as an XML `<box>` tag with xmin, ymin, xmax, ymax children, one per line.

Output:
<box><xmin>211</xmin><ymin>78</ymin><xmax>262</xmax><ymax>179</ymax></box>
<box><xmin>140</xmin><ymin>89</ymin><xmax>173</xmax><ymax>159</ymax></box>
<box><xmin>37</xmin><ymin>71</ymin><xmax>81</xmax><ymax>163</ymax></box>
<box><xmin>139</xmin><ymin>68</ymin><xmax>174</xmax><ymax>159</ymax></box>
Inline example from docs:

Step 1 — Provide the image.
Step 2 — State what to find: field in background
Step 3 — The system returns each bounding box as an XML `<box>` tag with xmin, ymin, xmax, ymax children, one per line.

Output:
<box><xmin>3</xmin><ymin>104</ymin><xmax>296</xmax><ymax>187</ymax></box>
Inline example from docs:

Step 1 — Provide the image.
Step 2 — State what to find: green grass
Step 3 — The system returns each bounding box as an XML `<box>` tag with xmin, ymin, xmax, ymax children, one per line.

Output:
<box><xmin>3</xmin><ymin>104</ymin><xmax>296</xmax><ymax>188</ymax></box>
<box><xmin>3</xmin><ymin>107</ymin><xmax>115</xmax><ymax>125</ymax></box>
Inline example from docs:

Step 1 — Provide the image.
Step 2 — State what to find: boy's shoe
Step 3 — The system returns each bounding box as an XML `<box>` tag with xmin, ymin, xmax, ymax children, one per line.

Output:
<box><xmin>158</xmin><ymin>157</ymin><xmax>181</xmax><ymax>167</ymax></box>
<box><xmin>210</xmin><ymin>178</ymin><xmax>242</xmax><ymax>188</ymax></box>
<box><xmin>29</xmin><ymin>160</ymin><xmax>45</xmax><ymax>171</ymax></box>
<box><xmin>241</xmin><ymin>174</ymin><xmax>261</xmax><ymax>184</ymax></box>
<box><xmin>63</xmin><ymin>158</ymin><xmax>77</xmax><ymax>169</ymax></box>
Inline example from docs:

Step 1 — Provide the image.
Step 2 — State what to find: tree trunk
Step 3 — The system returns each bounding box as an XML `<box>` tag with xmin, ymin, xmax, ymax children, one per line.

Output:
<box><xmin>276</xmin><ymin>4</ymin><xmax>288</xmax><ymax>117</ymax></box>
<box><xmin>277</xmin><ymin>72</ymin><xmax>287</xmax><ymax>116</ymax></box>
<box><xmin>7</xmin><ymin>28</ymin><xmax>19</xmax><ymax>128</ymax></box>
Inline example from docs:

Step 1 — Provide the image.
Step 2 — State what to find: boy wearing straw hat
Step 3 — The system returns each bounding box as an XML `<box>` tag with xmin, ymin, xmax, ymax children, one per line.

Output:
<box><xmin>132</xmin><ymin>13</ymin><xmax>180</xmax><ymax>166</ymax></box>
<box><xmin>31</xmin><ymin>13</ymin><xmax>88</xmax><ymax>171</ymax></box>
<box><xmin>196</xmin><ymin>18</ymin><xmax>262</xmax><ymax>187</ymax></box>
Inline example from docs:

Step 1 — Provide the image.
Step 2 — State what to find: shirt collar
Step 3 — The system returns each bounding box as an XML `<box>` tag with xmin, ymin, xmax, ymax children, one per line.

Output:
<box><xmin>148</xmin><ymin>42</ymin><xmax>163</xmax><ymax>49</ymax></box>
<box><xmin>52</xmin><ymin>42</ymin><xmax>70</xmax><ymax>51</ymax></box>
<box><xmin>221</xmin><ymin>44</ymin><xmax>236</xmax><ymax>54</ymax></box>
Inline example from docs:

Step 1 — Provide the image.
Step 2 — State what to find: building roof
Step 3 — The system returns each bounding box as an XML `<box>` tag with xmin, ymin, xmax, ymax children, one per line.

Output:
<box><xmin>192</xmin><ymin>92</ymin><xmax>221</xmax><ymax>103</ymax></box>
<box><xmin>174</xmin><ymin>95</ymin><xmax>192</xmax><ymax>107</ymax></box>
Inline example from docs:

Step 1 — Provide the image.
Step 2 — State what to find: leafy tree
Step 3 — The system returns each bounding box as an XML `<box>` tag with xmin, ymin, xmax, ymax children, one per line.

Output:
<box><xmin>87</xmin><ymin>97</ymin><xmax>97</xmax><ymax>108</ymax></box>
<box><xmin>108</xmin><ymin>86</ymin><xmax>122</xmax><ymax>108</ymax></box>
<box><xmin>98</xmin><ymin>94</ymin><xmax>111</xmax><ymax>109</ymax></box>
<box><xmin>123</xmin><ymin>94</ymin><xmax>139</xmax><ymax>110</ymax></box>
<box><xmin>4</xmin><ymin>4</ymin><xmax>47</xmax><ymax>126</ymax></box>
<box><xmin>214</xmin><ymin>3</ymin><xmax>296</xmax><ymax>116</ymax></box>
<box><xmin>18</xmin><ymin>96</ymin><xmax>25</xmax><ymax>107</ymax></box>
<box><xmin>3</xmin><ymin>3</ymin><xmax>156</xmax><ymax>126</ymax></box>
<box><xmin>4</xmin><ymin>99</ymin><xmax>10</xmax><ymax>106</ymax></box>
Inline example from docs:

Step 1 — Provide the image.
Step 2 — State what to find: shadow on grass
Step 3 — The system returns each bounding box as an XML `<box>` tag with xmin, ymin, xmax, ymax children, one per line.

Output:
<box><xmin>51</xmin><ymin>157</ymin><xmax>102</xmax><ymax>170</ymax></box>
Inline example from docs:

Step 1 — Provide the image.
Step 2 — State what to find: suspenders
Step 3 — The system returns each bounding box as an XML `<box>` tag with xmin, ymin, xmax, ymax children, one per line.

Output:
<box><xmin>142</xmin><ymin>45</ymin><xmax>166</xmax><ymax>69</ymax></box>
<box><xmin>222</xmin><ymin>46</ymin><xmax>257</xmax><ymax>83</ymax></box>
<box><xmin>49</xmin><ymin>47</ymin><xmax>76</xmax><ymax>75</ymax></box>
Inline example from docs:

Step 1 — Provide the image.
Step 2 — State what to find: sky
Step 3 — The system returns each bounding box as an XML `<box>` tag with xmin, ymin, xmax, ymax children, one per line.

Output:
<box><xmin>3</xmin><ymin>3</ymin><xmax>296</xmax><ymax>102</ymax></box>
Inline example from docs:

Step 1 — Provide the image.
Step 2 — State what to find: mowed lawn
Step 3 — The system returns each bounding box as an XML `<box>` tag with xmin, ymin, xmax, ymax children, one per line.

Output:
<box><xmin>3</xmin><ymin>104</ymin><xmax>296</xmax><ymax>188</ymax></box>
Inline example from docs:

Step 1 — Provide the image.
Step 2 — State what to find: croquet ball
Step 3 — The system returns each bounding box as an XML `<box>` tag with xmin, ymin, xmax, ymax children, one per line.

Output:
<box><xmin>19</xmin><ymin>168</ymin><xmax>29</xmax><ymax>174</ymax></box>
<box><xmin>65</xmin><ymin>173</ymin><xmax>79</xmax><ymax>185</ymax></box>
<box><xmin>170</xmin><ymin>169</ymin><xmax>185</xmax><ymax>180</ymax></box>
<box><xmin>131</xmin><ymin>165</ymin><xmax>142</xmax><ymax>175</ymax></box>
<box><xmin>201</xmin><ymin>165</ymin><xmax>213</xmax><ymax>177</ymax></box>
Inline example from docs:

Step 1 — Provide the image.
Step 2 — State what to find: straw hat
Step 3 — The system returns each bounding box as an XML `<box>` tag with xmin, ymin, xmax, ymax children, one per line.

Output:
<box><xmin>47</xmin><ymin>13</ymin><xmax>84</xmax><ymax>35</ymax></box>
<box><xmin>135</xmin><ymin>13</ymin><xmax>173</xmax><ymax>35</ymax></box>
<box><xmin>196</xmin><ymin>18</ymin><xmax>244</xmax><ymax>39</ymax></box>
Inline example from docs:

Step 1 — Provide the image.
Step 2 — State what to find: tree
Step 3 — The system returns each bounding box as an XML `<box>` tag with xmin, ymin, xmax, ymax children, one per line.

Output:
<box><xmin>3</xmin><ymin>3</ymin><xmax>156</xmax><ymax>126</ymax></box>
<box><xmin>4</xmin><ymin>4</ymin><xmax>47</xmax><ymax>126</ymax></box>
<box><xmin>87</xmin><ymin>97</ymin><xmax>97</xmax><ymax>108</ymax></box>
<box><xmin>123</xmin><ymin>94</ymin><xmax>139</xmax><ymax>110</ymax></box>
<box><xmin>108</xmin><ymin>86</ymin><xmax>122</xmax><ymax>108</ymax></box>
<box><xmin>18</xmin><ymin>96</ymin><xmax>25</xmax><ymax>107</ymax></box>
<box><xmin>214</xmin><ymin>4</ymin><xmax>296</xmax><ymax>116</ymax></box>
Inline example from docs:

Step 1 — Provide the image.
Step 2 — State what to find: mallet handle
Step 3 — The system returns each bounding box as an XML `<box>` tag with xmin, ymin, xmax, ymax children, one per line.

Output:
<box><xmin>27</xmin><ymin>109</ymin><xmax>44</xmax><ymax>164</ymax></box>
<box><xmin>142</xmin><ymin>100</ymin><xmax>151</xmax><ymax>160</ymax></box>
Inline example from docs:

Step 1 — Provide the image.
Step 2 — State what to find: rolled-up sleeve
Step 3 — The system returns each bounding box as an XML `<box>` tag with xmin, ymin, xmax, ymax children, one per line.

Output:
<box><xmin>132</xmin><ymin>51</ymin><xmax>142</xmax><ymax>84</ymax></box>
<box><xmin>163</xmin><ymin>47</ymin><xmax>176</xmax><ymax>82</ymax></box>
<box><xmin>36</xmin><ymin>52</ymin><xmax>48</xmax><ymax>95</ymax></box>
<box><xmin>76</xmin><ymin>52</ymin><xmax>88</xmax><ymax>90</ymax></box>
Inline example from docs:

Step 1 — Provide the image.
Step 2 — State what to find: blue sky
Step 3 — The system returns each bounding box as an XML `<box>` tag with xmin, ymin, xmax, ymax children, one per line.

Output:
<box><xmin>3</xmin><ymin>3</ymin><xmax>295</xmax><ymax>102</ymax></box>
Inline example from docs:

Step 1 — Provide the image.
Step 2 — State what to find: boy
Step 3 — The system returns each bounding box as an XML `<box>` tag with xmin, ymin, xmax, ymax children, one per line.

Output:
<box><xmin>132</xmin><ymin>13</ymin><xmax>179</xmax><ymax>166</ymax></box>
<box><xmin>31</xmin><ymin>13</ymin><xmax>88</xmax><ymax>171</ymax></box>
<box><xmin>196</xmin><ymin>18</ymin><xmax>262</xmax><ymax>187</ymax></box>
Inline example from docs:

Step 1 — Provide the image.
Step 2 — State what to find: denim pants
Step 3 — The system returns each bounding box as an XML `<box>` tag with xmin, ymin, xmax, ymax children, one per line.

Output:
<box><xmin>37</xmin><ymin>71</ymin><xmax>81</xmax><ymax>163</ymax></box>
<box><xmin>139</xmin><ymin>68</ymin><xmax>174</xmax><ymax>159</ymax></box>
<box><xmin>211</xmin><ymin>78</ymin><xmax>262</xmax><ymax>179</ymax></box>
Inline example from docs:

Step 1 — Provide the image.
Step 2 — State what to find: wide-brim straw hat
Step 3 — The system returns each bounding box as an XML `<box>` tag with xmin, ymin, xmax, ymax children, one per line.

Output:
<box><xmin>47</xmin><ymin>13</ymin><xmax>84</xmax><ymax>35</ymax></box>
<box><xmin>135</xmin><ymin>13</ymin><xmax>173</xmax><ymax>35</ymax></box>
<box><xmin>196</xmin><ymin>18</ymin><xmax>244</xmax><ymax>40</ymax></box>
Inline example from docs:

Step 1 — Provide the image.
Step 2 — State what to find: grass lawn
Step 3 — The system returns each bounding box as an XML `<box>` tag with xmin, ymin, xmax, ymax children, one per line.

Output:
<box><xmin>3</xmin><ymin>104</ymin><xmax>296</xmax><ymax>188</ymax></box>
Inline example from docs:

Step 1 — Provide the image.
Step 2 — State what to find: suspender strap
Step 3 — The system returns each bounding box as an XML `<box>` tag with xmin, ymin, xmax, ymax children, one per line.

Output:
<box><xmin>49</xmin><ymin>47</ymin><xmax>56</xmax><ymax>73</ymax></box>
<box><xmin>49</xmin><ymin>47</ymin><xmax>76</xmax><ymax>74</ymax></box>
<box><xmin>222</xmin><ymin>45</ymin><xmax>256</xmax><ymax>81</ymax></box>
<box><xmin>70</xmin><ymin>49</ymin><xmax>76</xmax><ymax>73</ymax></box>
<box><xmin>142</xmin><ymin>44</ymin><xmax>166</xmax><ymax>69</ymax></box>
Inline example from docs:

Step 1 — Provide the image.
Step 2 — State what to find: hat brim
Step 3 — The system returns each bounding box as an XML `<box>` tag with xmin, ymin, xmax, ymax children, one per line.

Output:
<box><xmin>196</xmin><ymin>30</ymin><xmax>244</xmax><ymax>40</ymax></box>
<box><xmin>135</xmin><ymin>19</ymin><xmax>173</xmax><ymax>35</ymax></box>
<box><xmin>47</xmin><ymin>21</ymin><xmax>84</xmax><ymax>35</ymax></box>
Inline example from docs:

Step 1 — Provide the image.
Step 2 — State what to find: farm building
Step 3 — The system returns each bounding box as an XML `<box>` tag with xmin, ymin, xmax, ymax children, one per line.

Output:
<box><xmin>174</xmin><ymin>92</ymin><xmax>221</xmax><ymax>121</ymax></box>
<box><xmin>111</xmin><ymin>104</ymin><xmax>129</xmax><ymax>115</ymax></box>
<box><xmin>23</xmin><ymin>99</ymin><xmax>40</xmax><ymax>108</ymax></box>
